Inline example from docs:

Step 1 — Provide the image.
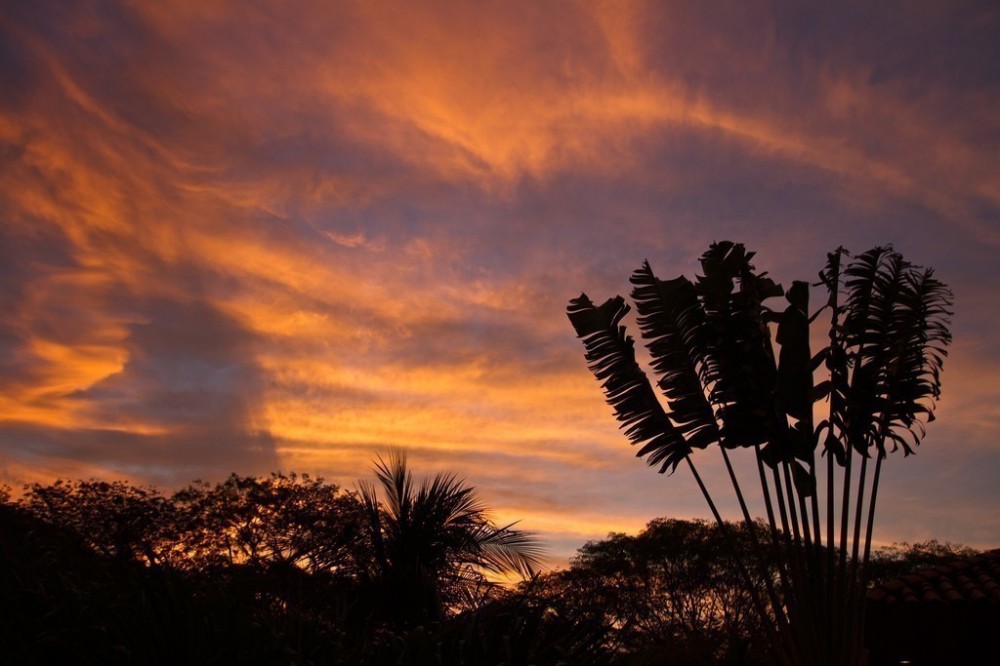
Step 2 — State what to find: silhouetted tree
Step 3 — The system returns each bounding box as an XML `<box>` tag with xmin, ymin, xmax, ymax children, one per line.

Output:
<box><xmin>865</xmin><ymin>540</ymin><xmax>981</xmax><ymax>588</ymax></box>
<box><xmin>6</xmin><ymin>469</ymin><xmax>979</xmax><ymax>664</ymax></box>
<box><xmin>526</xmin><ymin>518</ymin><xmax>771</xmax><ymax>665</ymax></box>
<box><xmin>0</xmin><ymin>501</ymin><xmax>290</xmax><ymax>664</ymax></box>
<box><xmin>354</xmin><ymin>450</ymin><xmax>543</xmax><ymax>626</ymax></box>
<box><xmin>568</xmin><ymin>242</ymin><xmax>952</xmax><ymax>665</ymax></box>
<box><xmin>20</xmin><ymin>479</ymin><xmax>179</xmax><ymax>567</ymax></box>
<box><xmin>171</xmin><ymin>472</ymin><xmax>363</xmax><ymax>575</ymax></box>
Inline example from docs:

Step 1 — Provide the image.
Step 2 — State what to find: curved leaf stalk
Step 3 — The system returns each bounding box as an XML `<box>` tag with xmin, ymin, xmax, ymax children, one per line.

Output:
<box><xmin>854</xmin><ymin>452</ymin><xmax>885</xmax><ymax>658</ymax></box>
<box><xmin>720</xmin><ymin>446</ymin><xmax>797</xmax><ymax>659</ymax></box>
<box><xmin>833</xmin><ymin>247</ymin><xmax>896</xmax><ymax>664</ymax></box>
<box><xmin>770</xmin><ymin>461</ymin><xmax>818</xmax><ymax>663</ymax></box>
<box><xmin>843</xmin><ymin>448</ymin><xmax>869</xmax><ymax>666</ymax></box>
<box><xmin>847</xmin><ymin>417</ymin><xmax>891</xmax><ymax>665</ymax></box>
<box><xmin>808</xmin><ymin>461</ymin><xmax>823</xmax><ymax>581</ymax></box>
<box><xmin>686</xmin><ymin>455</ymin><xmax>796</xmax><ymax>666</ymax></box>
<box><xmin>754</xmin><ymin>445</ymin><xmax>797</xmax><ymax>617</ymax></box>
<box><xmin>720</xmin><ymin>448</ymin><xmax>752</xmax><ymax>526</ymax></box>
<box><xmin>720</xmin><ymin>447</ymin><xmax>790</xmax><ymax>615</ymax></box>
<box><xmin>818</xmin><ymin>247</ymin><xmax>847</xmax><ymax>663</ymax></box>
<box><xmin>788</xmin><ymin>458</ymin><xmax>823</xmax><ymax>628</ymax></box>
<box><xmin>780</xmin><ymin>456</ymin><xmax>824</xmax><ymax>660</ymax></box>
<box><xmin>835</xmin><ymin>443</ymin><xmax>853</xmax><ymax>663</ymax></box>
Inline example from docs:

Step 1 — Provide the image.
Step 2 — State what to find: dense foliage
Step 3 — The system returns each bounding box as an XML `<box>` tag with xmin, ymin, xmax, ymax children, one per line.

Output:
<box><xmin>523</xmin><ymin>519</ymin><xmax>772</xmax><ymax>665</ymax></box>
<box><xmin>0</xmin><ymin>464</ymin><xmax>558</xmax><ymax>665</ymax></box>
<box><xmin>0</xmin><ymin>471</ymin><xmax>978</xmax><ymax>665</ymax></box>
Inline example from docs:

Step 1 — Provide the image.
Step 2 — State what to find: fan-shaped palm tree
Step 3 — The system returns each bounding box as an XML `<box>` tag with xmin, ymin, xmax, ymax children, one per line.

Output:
<box><xmin>354</xmin><ymin>450</ymin><xmax>543</xmax><ymax>626</ymax></box>
<box><xmin>568</xmin><ymin>242</ymin><xmax>951</xmax><ymax>666</ymax></box>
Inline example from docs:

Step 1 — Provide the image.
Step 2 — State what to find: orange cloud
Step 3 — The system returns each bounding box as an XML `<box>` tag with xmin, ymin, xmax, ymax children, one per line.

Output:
<box><xmin>1</xmin><ymin>0</ymin><xmax>997</xmax><ymax>559</ymax></box>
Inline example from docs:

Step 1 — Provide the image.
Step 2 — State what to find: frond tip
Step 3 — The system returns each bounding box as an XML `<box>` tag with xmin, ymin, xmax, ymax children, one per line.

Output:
<box><xmin>832</xmin><ymin>249</ymin><xmax>953</xmax><ymax>458</ymax></box>
<box><xmin>567</xmin><ymin>293</ymin><xmax>690</xmax><ymax>473</ymax></box>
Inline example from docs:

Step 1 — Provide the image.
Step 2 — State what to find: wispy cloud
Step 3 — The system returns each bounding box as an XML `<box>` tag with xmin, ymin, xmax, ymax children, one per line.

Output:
<box><xmin>1</xmin><ymin>0</ymin><xmax>998</xmax><ymax>559</ymax></box>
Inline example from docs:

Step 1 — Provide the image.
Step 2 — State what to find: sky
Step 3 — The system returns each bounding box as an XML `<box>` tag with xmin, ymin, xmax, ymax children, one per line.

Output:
<box><xmin>1</xmin><ymin>0</ymin><xmax>998</xmax><ymax>566</ymax></box>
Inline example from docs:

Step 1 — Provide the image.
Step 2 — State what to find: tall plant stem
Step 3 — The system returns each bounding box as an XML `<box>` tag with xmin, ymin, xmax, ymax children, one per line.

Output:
<box><xmin>834</xmin><ymin>440</ymin><xmax>854</xmax><ymax>666</ymax></box>
<box><xmin>770</xmin><ymin>460</ymin><xmax>811</xmax><ymax>664</ymax></box>
<box><xmin>721</xmin><ymin>447</ymin><xmax>791</xmax><ymax>653</ymax></box>
<box><xmin>822</xmin><ymin>249</ymin><xmax>846</xmax><ymax>664</ymax></box>
<box><xmin>825</xmin><ymin>439</ymin><xmax>838</xmax><ymax>663</ymax></box>
<box><xmin>755</xmin><ymin>447</ymin><xmax>793</xmax><ymax>602</ymax></box>
<box><xmin>861</xmin><ymin>453</ymin><xmax>884</xmax><ymax>577</ymax></box>
<box><xmin>777</xmin><ymin>459</ymin><xmax>820</xmax><ymax>663</ymax></box>
<box><xmin>806</xmin><ymin>460</ymin><xmax>824</xmax><ymax>629</ymax></box>
<box><xmin>842</xmin><ymin>447</ymin><xmax>870</xmax><ymax>666</ymax></box>
<box><xmin>852</xmin><ymin>447</ymin><xmax>886</xmax><ymax>662</ymax></box>
<box><xmin>790</xmin><ymin>458</ymin><xmax>826</xmax><ymax>661</ymax></box>
<box><xmin>771</xmin><ymin>464</ymin><xmax>804</xmax><ymax>603</ymax></box>
<box><xmin>778</xmin><ymin>461</ymin><xmax>809</xmax><ymax>615</ymax></box>
<box><xmin>837</xmin><ymin>442</ymin><xmax>853</xmax><ymax>585</ymax></box>
<box><xmin>850</xmin><ymin>451</ymin><xmax>870</xmax><ymax>575</ymax></box>
<box><xmin>754</xmin><ymin>443</ymin><xmax>801</xmax><ymax>657</ymax></box>
<box><xmin>781</xmin><ymin>460</ymin><xmax>806</xmax><ymax>551</ymax></box>
<box><xmin>720</xmin><ymin>448</ymin><xmax>753</xmax><ymax>525</ymax></box>
<box><xmin>809</xmin><ymin>464</ymin><xmax>822</xmax><ymax>556</ymax></box>
<box><xmin>721</xmin><ymin>447</ymin><xmax>786</xmax><ymax>607</ymax></box>
<box><xmin>685</xmin><ymin>455</ymin><xmax>796</xmax><ymax>665</ymax></box>
<box><xmin>771</xmin><ymin>465</ymin><xmax>793</xmax><ymax>558</ymax></box>
<box><xmin>754</xmin><ymin>446</ymin><xmax>780</xmax><ymax>541</ymax></box>
<box><xmin>807</xmin><ymin>461</ymin><xmax>822</xmax><ymax>553</ymax></box>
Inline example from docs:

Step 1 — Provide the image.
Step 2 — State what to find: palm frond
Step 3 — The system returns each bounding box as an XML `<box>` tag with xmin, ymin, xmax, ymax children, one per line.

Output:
<box><xmin>629</xmin><ymin>262</ymin><xmax>720</xmax><ymax>449</ymax></box>
<box><xmin>356</xmin><ymin>450</ymin><xmax>545</xmax><ymax>624</ymax></box>
<box><xmin>845</xmin><ymin>250</ymin><xmax>905</xmax><ymax>348</ymax></box>
<box><xmin>839</xmin><ymin>249</ymin><xmax>951</xmax><ymax>456</ymax></box>
<box><xmin>695</xmin><ymin>242</ymin><xmax>783</xmax><ymax>450</ymax></box>
<box><xmin>356</xmin><ymin>480</ymin><xmax>387</xmax><ymax>574</ymax></box>
<box><xmin>372</xmin><ymin>449</ymin><xmax>413</xmax><ymax>523</ymax></box>
<box><xmin>476</xmin><ymin>521</ymin><xmax>544</xmax><ymax>577</ymax></box>
<box><xmin>814</xmin><ymin>247</ymin><xmax>850</xmax><ymax>464</ymax></box>
<box><xmin>416</xmin><ymin>472</ymin><xmax>482</xmax><ymax>524</ymax></box>
<box><xmin>567</xmin><ymin>293</ymin><xmax>690</xmax><ymax>473</ymax></box>
<box><xmin>878</xmin><ymin>267</ymin><xmax>953</xmax><ymax>455</ymax></box>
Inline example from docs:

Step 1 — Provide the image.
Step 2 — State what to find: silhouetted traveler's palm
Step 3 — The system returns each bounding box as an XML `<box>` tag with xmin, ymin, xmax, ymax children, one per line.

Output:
<box><xmin>569</xmin><ymin>242</ymin><xmax>951</xmax><ymax>666</ymax></box>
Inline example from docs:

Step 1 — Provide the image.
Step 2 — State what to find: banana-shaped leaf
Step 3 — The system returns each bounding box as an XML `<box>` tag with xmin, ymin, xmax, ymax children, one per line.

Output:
<box><xmin>841</xmin><ymin>247</ymin><xmax>906</xmax><ymax>454</ymax></box>
<box><xmin>695</xmin><ymin>242</ymin><xmax>783</xmax><ymax>449</ymax></box>
<box><xmin>567</xmin><ymin>294</ymin><xmax>691</xmax><ymax>472</ymax></box>
<box><xmin>630</xmin><ymin>262</ymin><xmax>720</xmax><ymax>449</ymax></box>
<box><xmin>877</xmin><ymin>267</ymin><xmax>952</xmax><ymax>456</ymax></box>
<box><xmin>776</xmin><ymin>281</ymin><xmax>813</xmax><ymax>425</ymax></box>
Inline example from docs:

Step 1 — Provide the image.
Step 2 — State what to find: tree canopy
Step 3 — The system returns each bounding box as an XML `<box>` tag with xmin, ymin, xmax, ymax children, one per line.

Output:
<box><xmin>1</xmin><ymin>471</ymin><xmax>980</xmax><ymax>665</ymax></box>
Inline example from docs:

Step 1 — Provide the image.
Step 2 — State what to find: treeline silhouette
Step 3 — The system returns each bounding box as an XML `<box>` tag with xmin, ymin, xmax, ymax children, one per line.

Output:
<box><xmin>0</xmin><ymin>469</ymin><xmax>977</xmax><ymax>665</ymax></box>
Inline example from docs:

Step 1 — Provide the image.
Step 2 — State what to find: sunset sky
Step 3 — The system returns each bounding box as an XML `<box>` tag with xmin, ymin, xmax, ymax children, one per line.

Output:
<box><xmin>2</xmin><ymin>1</ymin><xmax>998</xmax><ymax>565</ymax></box>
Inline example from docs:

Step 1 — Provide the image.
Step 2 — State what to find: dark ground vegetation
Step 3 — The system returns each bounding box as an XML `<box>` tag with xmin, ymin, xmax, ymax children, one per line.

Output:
<box><xmin>0</xmin><ymin>474</ymin><xmax>977</xmax><ymax>665</ymax></box>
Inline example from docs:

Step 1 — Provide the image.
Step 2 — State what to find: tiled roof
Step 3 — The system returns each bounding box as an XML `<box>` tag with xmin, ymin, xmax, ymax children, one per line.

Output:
<box><xmin>867</xmin><ymin>549</ymin><xmax>1000</xmax><ymax>606</ymax></box>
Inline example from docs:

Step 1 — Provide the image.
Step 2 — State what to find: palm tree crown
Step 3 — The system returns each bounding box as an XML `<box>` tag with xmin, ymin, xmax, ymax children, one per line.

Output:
<box><xmin>355</xmin><ymin>450</ymin><xmax>542</xmax><ymax>625</ymax></box>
